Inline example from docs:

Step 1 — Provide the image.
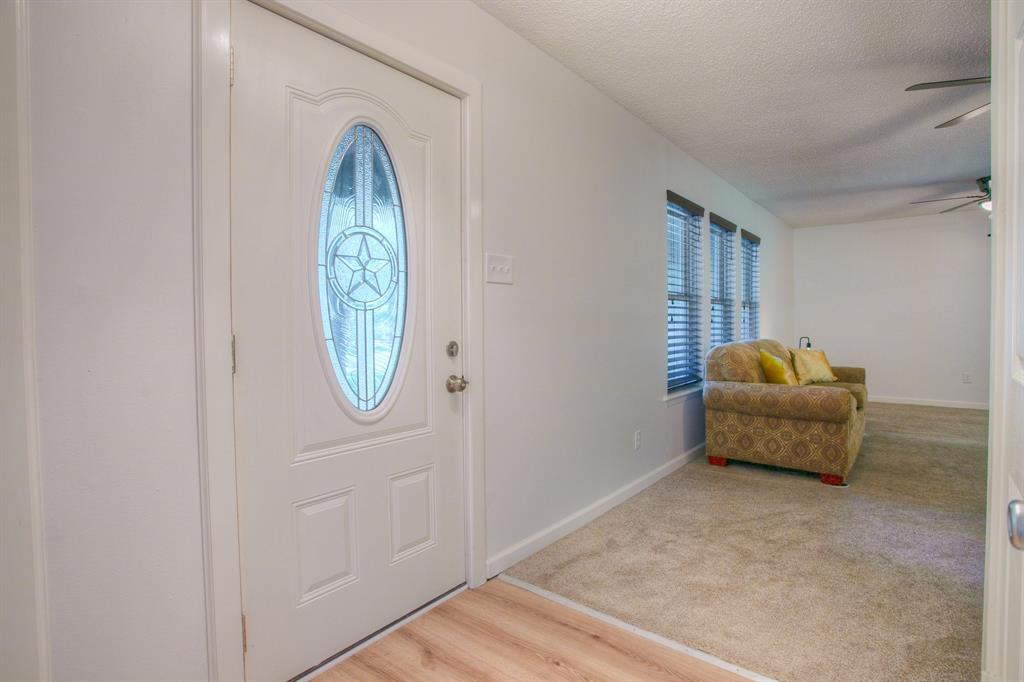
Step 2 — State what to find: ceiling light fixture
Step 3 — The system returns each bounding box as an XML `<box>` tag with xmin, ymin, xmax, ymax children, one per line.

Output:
<box><xmin>981</xmin><ymin>200</ymin><xmax>993</xmax><ymax>212</ymax></box>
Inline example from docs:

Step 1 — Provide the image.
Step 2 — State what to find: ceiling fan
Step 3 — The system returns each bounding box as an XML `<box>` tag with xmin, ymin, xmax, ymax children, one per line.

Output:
<box><xmin>910</xmin><ymin>175</ymin><xmax>991</xmax><ymax>214</ymax></box>
<box><xmin>905</xmin><ymin>76</ymin><xmax>990</xmax><ymax>128</ymax></box>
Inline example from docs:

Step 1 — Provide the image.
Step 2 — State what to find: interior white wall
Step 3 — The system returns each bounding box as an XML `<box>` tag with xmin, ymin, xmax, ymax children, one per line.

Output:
<box><xmin>27</xmin><ymin>2</ymin><xmax>209</xmax><ymax>680</ymax></box>
<box><xmin>22</xmin><ymin>0</ymin><xmax>794</xmax><ymax>677</ymax></box>
<box><xmin>325</xmin><ymin>0</ymin><xmax>794</xmax><ymax>569</ymax></box>
<box><xmin>794</xmin><ymin>211</ymin><xmax>991</xmax><ymax>408</ymax></box>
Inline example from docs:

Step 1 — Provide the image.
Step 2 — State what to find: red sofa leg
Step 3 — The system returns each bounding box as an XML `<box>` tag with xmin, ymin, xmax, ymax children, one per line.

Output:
<box><xmin>820</xmin><ymin>473</ymin><xmax>845</xmax><ymax>486</ymax></box>
<box><xmin>707</xmin><ymin>456</ymin><xmax>728</xmax><ymax>467</ymax></box>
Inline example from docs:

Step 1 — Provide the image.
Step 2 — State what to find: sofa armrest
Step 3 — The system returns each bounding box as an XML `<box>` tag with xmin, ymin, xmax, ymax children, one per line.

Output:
<box><xmin>703</xmin><ymin>381</ymin><xmax>855</xmax><ymax>423</ymax></box>
<box><xmin>832</xmin><ymin>366</ymin><xmax>865</xmax><ymax>385</ymax></box>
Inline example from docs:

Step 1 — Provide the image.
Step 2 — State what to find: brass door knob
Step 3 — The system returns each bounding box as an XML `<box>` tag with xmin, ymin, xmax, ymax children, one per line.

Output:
<box><xmin>445</xmin><ymin>375</ymin><xmax>469</xmax><ymax>393</ymax></box>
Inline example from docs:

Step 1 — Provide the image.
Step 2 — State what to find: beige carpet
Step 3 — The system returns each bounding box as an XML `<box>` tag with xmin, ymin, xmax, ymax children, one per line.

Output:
<box><xmin>506</xmin><ymin>403</ymin><xmax>988</xmax><ymax>682</ymax></box>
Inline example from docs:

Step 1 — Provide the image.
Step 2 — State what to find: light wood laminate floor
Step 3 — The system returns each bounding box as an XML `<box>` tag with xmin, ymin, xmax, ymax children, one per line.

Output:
<box><xmin>315</xmin><ymin>578</ymin><xmax>747</xmax><ymax>681</ymax></box>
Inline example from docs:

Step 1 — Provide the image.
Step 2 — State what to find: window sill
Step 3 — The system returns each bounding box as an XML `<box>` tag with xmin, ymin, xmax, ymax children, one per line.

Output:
<box><xmin>664</xmin><ymin>383</ymin><xmax>704</xmax><ymax>404</ymax></box>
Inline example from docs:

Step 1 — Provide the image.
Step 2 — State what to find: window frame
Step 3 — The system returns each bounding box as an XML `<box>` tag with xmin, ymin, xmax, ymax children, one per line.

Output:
<box><xmin>708</xmin><ymin>213</ymin><xmax>737</xmax><ymax>349</ymax></box>
<box><xmin>740</xmin><ymin>229</ymin><xmax>761</xmax><ymax>340</ymax></box>
<box><xmin>666</xmin><ymin>191</ymin><xmax>705</xmax><ymax>392</ymax></box>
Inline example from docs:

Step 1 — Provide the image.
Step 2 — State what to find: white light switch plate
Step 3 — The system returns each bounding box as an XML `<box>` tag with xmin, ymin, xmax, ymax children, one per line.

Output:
<box><xmin>485</xmin><ymin>253</ymin><xmax>515</xmax><ymax>285</ymax></box>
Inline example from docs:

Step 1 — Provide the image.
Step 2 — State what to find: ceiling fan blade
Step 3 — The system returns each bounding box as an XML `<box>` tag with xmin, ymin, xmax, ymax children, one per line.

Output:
<box><xmin>936</xmin><ymin>102</ymin><xmax>991</xmax><ymax>129</ymax></box>
<box><xmin>910</xmin><ymin>195</ymin><xmax>986</xmax><ymax>205</ymax></box>
<box><xmin>906</xmin><ymin>77</ymin><xmax>991</xmax><ymax>91</ymax></box>
<box><xmin>939</xmin><ymin>198</ymin><xmax>985</xmax><ymax>214</ymax></box>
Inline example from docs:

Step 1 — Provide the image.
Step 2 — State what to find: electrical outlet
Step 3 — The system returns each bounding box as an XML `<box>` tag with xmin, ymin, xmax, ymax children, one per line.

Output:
<box><xmin>634</xmin><ymin>430</ymin><xmax>642</xmax><ymax>451</ymax></box>
<box><xmin>961</xmin><ymin>373</ymin><xmax>973</xmax><ymax>384</ymax></box>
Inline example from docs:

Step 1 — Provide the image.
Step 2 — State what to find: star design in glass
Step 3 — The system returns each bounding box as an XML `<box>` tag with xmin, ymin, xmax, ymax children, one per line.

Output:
<box><xmin>336</xmin><ymin>235</ymin><xmax>390</xmax><ymax>297</ymax></box>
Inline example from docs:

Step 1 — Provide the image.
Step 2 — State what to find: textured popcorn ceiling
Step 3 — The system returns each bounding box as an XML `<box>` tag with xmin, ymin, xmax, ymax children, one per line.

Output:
<box><xmin>473</xmin><ymin>0</ymin><xmax>991</xmax><ymax>227</ymax></box>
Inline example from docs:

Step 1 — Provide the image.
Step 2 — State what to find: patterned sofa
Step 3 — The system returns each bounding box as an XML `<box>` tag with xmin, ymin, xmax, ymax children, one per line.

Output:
<box><xmin>703</xmin><ymin>339</ymin><xmax>866</xmax><ymax>485</ymax></box>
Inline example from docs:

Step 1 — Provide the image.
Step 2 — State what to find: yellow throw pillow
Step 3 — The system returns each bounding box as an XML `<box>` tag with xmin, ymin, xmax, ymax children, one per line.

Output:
<box><xmin>788</xmin><ymin>348</ymin><xmax>839</xmax><ymax>386</ymax></box>
<box><xmin>759</xmin><ymin>349</ymin><xmax>798</xmax><ymax>385</ymax></box>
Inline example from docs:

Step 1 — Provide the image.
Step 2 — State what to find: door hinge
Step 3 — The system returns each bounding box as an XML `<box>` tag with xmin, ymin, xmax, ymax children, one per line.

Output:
<box><xmin>241</xmin><ymin>612</ymin><xmax>248</xmax><ymax>653</ymax></box>
<box><xmin>229</xmin><ymin>46</ymin><xmax>235</xmax><ymax>87</ymax></box>
<box><xmin>231</xmin><ymin>334</ymin><xmax>237</xmax><ymax>375</ymax></box>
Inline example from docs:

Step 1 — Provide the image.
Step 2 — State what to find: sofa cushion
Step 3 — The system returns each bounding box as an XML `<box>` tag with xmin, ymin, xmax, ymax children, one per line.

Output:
<box><xmin>759</xmin><ymin>349</ymin><xmax>799</xmax><ymax>385</ymax></box>
<box><xmin>707</xmin><ymin>343</ymin><xmax>763</xmax><ymax>383</ymax></box>
<box><xmin>704</xmin><ymin>381</ymin><xmax>855</xmax><ymax>422</ymax></box>
<box><xmin>789</xmin><ymin>348</ymin><xmax>840</xmax><ymax>385</ymax></box>
<box><xmin>832</xmin><ymin>366</ymin><xmax>866</xmax><ymax>385</ymax></box>
<box><xmin>751</xmin><ymin>339</ymin><xmax>796</xmax><ymax>374</ymax></box>
<box><xmin>823</xmin><ymin>381</ymin><xmax>867</xmax><ymax>409</ymax></box>
<box><xmin>707</xmin><ymin>339</ymin><xmax>797</xmax><ymax>384</ymax></box>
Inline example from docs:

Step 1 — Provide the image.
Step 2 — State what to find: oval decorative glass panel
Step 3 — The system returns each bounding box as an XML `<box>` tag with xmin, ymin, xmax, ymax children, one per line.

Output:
<box><xmin>317</xmin><ymin>124</ymin><xmax>407</xmax><ymax>412</ymax></box>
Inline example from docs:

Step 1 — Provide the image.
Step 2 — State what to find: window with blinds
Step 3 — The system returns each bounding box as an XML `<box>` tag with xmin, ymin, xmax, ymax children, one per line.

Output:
<box><xmin>741</xmin><ymin>229</ymin><xmax>761</xmax><ymax>340</ymax></box>
<box><xmin>709</xmin><ymin>214</ymin><xmax>736</xmax><ymax>348</ymax></box>
<box><xmin>666</xmin><ymin>191</ymin><xmax>704</xmax><ymax>390</ymax></box>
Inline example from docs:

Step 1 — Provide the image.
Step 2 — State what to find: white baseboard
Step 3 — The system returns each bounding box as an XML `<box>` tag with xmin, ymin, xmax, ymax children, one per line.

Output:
<box><xmin>870</xmin><ymin>395</ymin><xmax>988</xmax><ymax>410</ymax></box>
<box><xmin>486</xmin><ymin>443</ymin><xmax>706</xmax><ymax>577</ymax></box>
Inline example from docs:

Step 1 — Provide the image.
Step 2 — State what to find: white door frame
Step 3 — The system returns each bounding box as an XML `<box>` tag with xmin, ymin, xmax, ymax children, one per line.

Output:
<box><xmin>4</xmin><ymin>1</ymin><xmax>52</xmax><ymax>679</ymax></box>
<box><xmin>984</xmin><ymin>2</ymin><xmax>1023</xmax><ymax>681</ymax></box>
<box><xmin>192</xmin><ymin>2</ymin><xmax>486</xmax><ymax>678</ymax></box>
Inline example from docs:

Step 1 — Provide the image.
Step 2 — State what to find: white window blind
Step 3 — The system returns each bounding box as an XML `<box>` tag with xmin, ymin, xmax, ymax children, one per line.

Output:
<box><xmin>709</xmin><ymin>213</ymin><xmax>736</xmax><ymax>348</ymax></box>
<box><xmin>741</xmin><ymin>229</ymin><xmax>761</xmax><ymax>340</ymax></box>
<box><xmin>667</xmin><ymin>191</ymin><xmax>704</xmax><ymax>390</ymax></box>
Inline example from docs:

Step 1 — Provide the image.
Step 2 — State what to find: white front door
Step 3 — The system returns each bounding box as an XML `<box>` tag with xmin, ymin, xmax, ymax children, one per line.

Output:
<box><xmin>986</xmin><ymin>2</ymin><xmax>1024</xmax><ymax>681</ymax></box>
<box><xmin>230</xmin><ymin>2</ymin><xmax>466</xmax><ymax>678</ymax></box>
